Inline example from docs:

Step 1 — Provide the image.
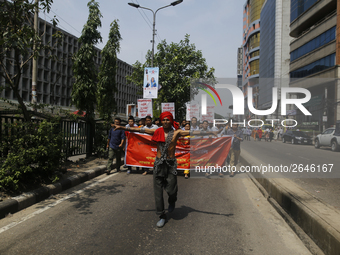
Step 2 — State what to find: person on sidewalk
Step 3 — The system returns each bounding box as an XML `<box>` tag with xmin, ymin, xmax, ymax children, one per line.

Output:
<box><xmin>257</xmin><ymin>128</ymin><xmax>263</xmax><ymax>141</ymax></box>
<box><xmin>106</xmin><ymin>118</ymin><xmax>125</xmax><ymax>175</ymax></box>
<box><xmin>273</xmin><ymin>128</ymin><xmax>278</xmax><ymax>141</ymax></box>
<box><xmin>251</xmin><ymin>128</ymin><xmax>257</xmax><ymax>142</ymax></box>
<box><xmin>112</xmin><ymin>111</ymin><xmax>220</xmax><ymax>228</ymax></box>
<box><xmin>227</xmin><ymin>121</ymin><xmax>243</xmax><ymax>177</ymax></box>
<box><xmin>246</xmin><ymin>127</ymin><xmax>251</xmax><ymax>141</ymax></box>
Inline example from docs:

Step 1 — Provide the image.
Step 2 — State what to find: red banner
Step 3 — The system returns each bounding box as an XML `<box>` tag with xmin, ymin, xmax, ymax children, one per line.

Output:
<box><xmin>125</xmin><ymin>133</ymin><xmax>232</xmax><ymax>169</ymax></box>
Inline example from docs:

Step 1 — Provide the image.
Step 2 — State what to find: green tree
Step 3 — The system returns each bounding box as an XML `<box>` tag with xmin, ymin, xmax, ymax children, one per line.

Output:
<box><xmin>97</xmin><ymin>20</ymin><xmax>122</xmax><ymax>121</ymax></box>
<box><xmin>127</xmin><ymin>34</ymin><xmax>215</xmax><ymax>119</ymax></box>
<box><xmin>0</xmin><ymin>0</ymin><xmax>60</xmax><ymax>121</ymax></box>
<box><xmin>71</xmin><ymin>0</ymin><xmax>102</xmax><ymax>117</ymax></box>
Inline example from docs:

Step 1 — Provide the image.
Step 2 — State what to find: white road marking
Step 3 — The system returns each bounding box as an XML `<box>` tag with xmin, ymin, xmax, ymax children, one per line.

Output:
<box><xmin>0</xmin><ymin>173</ymin><xmax>116</xmax><ymax>234</ymax></box>
<box><xmin>298</xmin><ymin>156</ymin><xmax>310</xmax><ymax>160</ymax></box>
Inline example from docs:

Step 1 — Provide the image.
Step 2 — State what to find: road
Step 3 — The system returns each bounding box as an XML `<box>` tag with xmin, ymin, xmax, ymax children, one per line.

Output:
<box><xmin>241</xmin><ymin>138</ymin><xmax>340</xmax><ymax>209</ymax></box>
<box><xmin>0</xmin><ymin>171</ymin><xmax>311</xmax><ymax>254</ymax></box>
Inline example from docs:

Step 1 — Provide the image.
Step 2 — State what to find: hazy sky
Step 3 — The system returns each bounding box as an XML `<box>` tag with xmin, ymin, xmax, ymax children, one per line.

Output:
<box><xmin>46</xmin><ymin>0</ymin><xmax>245</xmax><ymax>78</ymax></box>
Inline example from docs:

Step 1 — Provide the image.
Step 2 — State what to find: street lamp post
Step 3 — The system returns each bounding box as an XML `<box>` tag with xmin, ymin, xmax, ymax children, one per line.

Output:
<box><xmin>128</xmin><ymin>0</ymin><xmax>183</xmax><ymax>67</ymax></box>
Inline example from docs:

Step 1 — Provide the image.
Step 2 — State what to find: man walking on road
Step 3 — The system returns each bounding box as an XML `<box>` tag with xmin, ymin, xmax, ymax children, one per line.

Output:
<box><xmin>106</xmin><ymin>118</ymin><xmax>125</xmax><ymax>175</ymax></box>
<box><xmin>113</xmin><ymin>112</ymin><xmax>219</xmax><ymax>228</ymax></box>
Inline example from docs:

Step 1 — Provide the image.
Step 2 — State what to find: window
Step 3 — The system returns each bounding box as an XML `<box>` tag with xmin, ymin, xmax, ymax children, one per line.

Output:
<box><xmin>291</xmin><ymin>27</ymin><xmax>336</xmax><ymax>62</ymax></box>
<box><xmin>291</xmin><ymin>0</ymin><xmax>318</xmax><ymax>22</ymax></box>
<box><xmin>290</xmin><ymin>53</ymin><xmax>336</xmax><ymax>79</ymax></box>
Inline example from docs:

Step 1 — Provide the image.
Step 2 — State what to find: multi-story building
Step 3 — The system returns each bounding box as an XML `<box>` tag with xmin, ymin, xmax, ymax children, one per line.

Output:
<box><xmin>237</xmin><ymin>47</ymin><xmax>243</xmax><ymax>89</ymax></box>
<box><xmin>289</xmin><ymin>0</ymin><xmax>338</xmax><ymax>130</ymax></box>
<box><xmin>258</xmin><ymin>0</ymin><xmax>292</xmax><ymax>118</ymax></box>
<box><xmin>0</xmin><ymin>17</ymin><xmax>141</xmax><ymax>115</ymax></box>
<box><xmin>242</xmin><ymin>0</ymin><xmax>266</xmax><ymax>118</ymax></box>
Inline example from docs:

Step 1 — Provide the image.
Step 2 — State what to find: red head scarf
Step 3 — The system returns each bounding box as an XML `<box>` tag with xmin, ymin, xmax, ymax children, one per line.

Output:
<box><xmin>151</xmin><ymin>111</ymin><xmax>179</xmax><ymax>142</ymax></box>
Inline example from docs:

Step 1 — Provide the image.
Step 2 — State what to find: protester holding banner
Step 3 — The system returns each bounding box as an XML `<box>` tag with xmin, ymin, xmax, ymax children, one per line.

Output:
<box><xmin>180</xmin><ymin>120</ymin><xmax>187</xmax><ymax>130</ymax></box>
<box><xmin>200</xmin><ymin>120</ymin><xmax>212</xmax><ymax>139</ymax></box>
<box><xmin>106</xmin><ymin>118</ymin><xmax>125</xmax><ymax>175</ymax></box>
<box><xmin>154</xmin><ymin>118</ymin><xmax>161</xmax><ymax>127</ymax></box>
<box><xmin>113</xmin><ymin>111</ymin><xmax>220</xmax><ymax>228</ymax></box>
<box><xmin>227</xmin><ymin>121</ymin><xmax>243</xmax><ymax>177</ymax></box>
<box><xmin>141</xmin><ymin>116</ymin><xmax>159</xmax><ymax>176</ymax></box>
<box><xmin>144</xmin><ymin>115</ymin><xmax>158</xmax><ymax>129</ymax></box>
<box><xmin>125</xmin><ymin>116</ymin><xmax>139</xmax><ymax>174</ymax></box>
<box><xmin>190</xmin><ymin>117</ymin><xmax>199</xmax><ymax>130</ymax></box>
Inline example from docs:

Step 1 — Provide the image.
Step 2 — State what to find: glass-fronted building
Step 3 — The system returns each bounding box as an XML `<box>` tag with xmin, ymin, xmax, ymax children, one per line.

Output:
<box><xmin>289</xmin><ymin>0</ymin><xmax>338</xmax><ymax>131</ymax></box>
<box><xmin>258</xmin><ymin>0</ymin><xmax>291</xmax><ymax>117</ymax></box>
<box><xmin>242</xmin><ymin>0</ymin><xmax>265</xmax><ymax>117</ymax></box>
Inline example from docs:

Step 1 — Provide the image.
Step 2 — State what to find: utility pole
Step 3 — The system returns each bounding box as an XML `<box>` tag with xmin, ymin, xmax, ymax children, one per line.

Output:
<box><xmin>31</xmin><ymin>0</ymin><xmax>38</xmax><ymax>110</ymax></box>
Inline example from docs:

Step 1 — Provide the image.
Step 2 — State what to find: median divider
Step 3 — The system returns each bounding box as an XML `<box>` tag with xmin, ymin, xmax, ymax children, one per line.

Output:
<box><xmin>240</xmin><ymin>149</ymin><xmax>340</xmax><ymax>255</ymax></box>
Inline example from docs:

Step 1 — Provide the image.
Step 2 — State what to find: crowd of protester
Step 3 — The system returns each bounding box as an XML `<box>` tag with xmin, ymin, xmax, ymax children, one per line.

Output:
<box><xmin>106</xmin><ymin>115</ymin><xmax>260</xmax><ymax>179</ymax></box>
<box><xmin>107</xmin><ymin>115</ymin><xmax>289</xmax><ymax>182</ymax></box>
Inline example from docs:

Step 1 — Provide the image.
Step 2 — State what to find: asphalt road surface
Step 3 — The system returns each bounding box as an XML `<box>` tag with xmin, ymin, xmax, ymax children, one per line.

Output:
<box><xmin>0</xmin><ymin>170</ymin><xmax>311</xmax><ymax>255</ymax></box>
<box><xmin>241</xmin><ymin>138</ymin><xmax>340</xmax><ymax>210</ymax></box>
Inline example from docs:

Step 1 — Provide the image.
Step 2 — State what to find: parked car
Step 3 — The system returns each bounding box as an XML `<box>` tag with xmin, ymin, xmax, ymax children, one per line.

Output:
<box><xmin>314</xmin><ymin>128</ymin><xmax>340</xmax><ymax>151</ymax></box>
<box><xmin>282</xmin><ymin>130</ymin><xmax>312</xmax><ymax>145</ymax></box>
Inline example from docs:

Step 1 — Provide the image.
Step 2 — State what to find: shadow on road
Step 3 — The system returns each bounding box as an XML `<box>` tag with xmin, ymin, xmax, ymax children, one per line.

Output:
<box><xmin>68</xmin><ymin>183</ymin><xmax>124</xmax><ymax>215</ymax></box>
<box><xmin>137</xmin><ymin>205</ymin><xmax>233</xmax><ymax>221</ymax></box>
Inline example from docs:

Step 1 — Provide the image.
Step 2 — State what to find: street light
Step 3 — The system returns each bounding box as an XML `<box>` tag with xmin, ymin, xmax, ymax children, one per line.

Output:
<box><xmin>128</xmin><ymin>0</ymin><xmax>183</xmax><ymax>67</ymax></box>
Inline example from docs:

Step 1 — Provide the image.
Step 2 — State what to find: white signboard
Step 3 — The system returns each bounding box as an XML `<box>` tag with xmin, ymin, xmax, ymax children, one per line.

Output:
<box><xmin>161</xmin><ymin>103</ymin><xmax>175</xmax><ymax>119</ymax></box>
<box><xmin>143</xmin><ymin>67</ymin><xmax>159</xmax><ymax>99</ymax></box>
<box><xmin>138</xmin><ymin>99</ymin><xmax>153</xmax><ymax>118</ymax></box>
<box><xmin>186</xmin><ymin>104</ymin><xmax>200</xmax><ymax>121</ymax></box>
<box><xmin>201</xmin><ymin>106</ymin><xmax>215</xmax><ymax>124</ymax></box>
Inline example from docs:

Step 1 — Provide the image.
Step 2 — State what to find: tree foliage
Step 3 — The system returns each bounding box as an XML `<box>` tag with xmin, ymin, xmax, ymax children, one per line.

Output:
<box><xmin>0</xmin><ymin>119</ymin><xmax>64</xmax><ymax>192</ymax></box>
<box><xmin>0</xmin><ymin>0</ymin><xmax>60</xmax><ymax>121</ymax></box>
<box><xmin>127</xmin><ymin>34</ymin><xmax>215</xmax><ymax>120</ymax></box>
<box><xmin>71</xmin><ymin>0</ymin><xmax>102</xmax><ymax>117</ymax></box>
<box><xmin>97</xmin><ymin>20</ymin><xmax>121</xmax><ymax>121</ymax></box>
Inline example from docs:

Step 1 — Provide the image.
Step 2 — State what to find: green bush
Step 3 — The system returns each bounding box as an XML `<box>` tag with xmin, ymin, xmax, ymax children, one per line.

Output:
<box><xmin>94</xmin><ymin>121</ymin><xmax>109</xmax><ymax>158</ymax></box>
<box><xmin>0</xmin><ymin>119</ymin><xmax>64</xmax><ymax>192</ymax></box>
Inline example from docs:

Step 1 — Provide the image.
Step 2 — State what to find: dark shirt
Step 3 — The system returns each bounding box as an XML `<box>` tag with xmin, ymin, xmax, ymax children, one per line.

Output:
<box><xmin>227</xmin><ymin>128</ymin><xmax>243</xmax><ymax>150</ymax></box>
<box><xmin>108</xmin><ymin>128</ymin><xmax>125</xmax><ymax>150</ymax></box>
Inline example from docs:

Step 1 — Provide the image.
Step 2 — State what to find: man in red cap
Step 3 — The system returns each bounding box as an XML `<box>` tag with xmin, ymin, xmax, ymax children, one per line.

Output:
<box><xmin>113</xmin><ymin>111</ymin><xmax>220</xmax><ymax>227</ymax></box>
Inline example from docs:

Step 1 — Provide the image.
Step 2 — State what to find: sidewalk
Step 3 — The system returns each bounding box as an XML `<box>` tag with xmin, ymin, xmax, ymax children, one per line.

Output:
<box><xmin>0</xmin><ymin>155</ymin><xmax>119</xmax><ymax>219</ymax></box>
<box><xmin>240</xmin><ymin>149</ymin><xmax>340</xmax><ymax>255</ymax></box>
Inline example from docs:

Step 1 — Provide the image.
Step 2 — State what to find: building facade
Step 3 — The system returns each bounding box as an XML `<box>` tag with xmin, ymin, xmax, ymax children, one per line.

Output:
<box><xmin>0</xmin><ymin>17</ymin><xmax>141</xmax><ymax>115</ymax></box>
<box><xmin>289</xmin><ymin>0</ymin><xmax>338</xmax><ymax>130</ymax></box>
<box><xmin>237</xmin><ymin>47</ymin><xmax>243</xmax><ymax>89</ymax></box>
<box><xmin>258</xmin><ymin>0</ymin><xmax>291</xmax><ymax>118</ymax></box>
<box><xmin>242</xmin><ymin>0</ymin><xmax>266</xmax><ymax>117</ymax></box>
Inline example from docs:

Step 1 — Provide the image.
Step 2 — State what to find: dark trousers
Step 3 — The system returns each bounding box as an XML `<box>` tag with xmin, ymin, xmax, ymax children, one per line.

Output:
<box><xmin>153</xmin><ymin>165</ymin><xmax>178</xmax><ymax>217</ymax></box>
<box><xmin>107</xmin><ymin>148</ymin><xmax>122</xmax><ymax>170</ymax></box>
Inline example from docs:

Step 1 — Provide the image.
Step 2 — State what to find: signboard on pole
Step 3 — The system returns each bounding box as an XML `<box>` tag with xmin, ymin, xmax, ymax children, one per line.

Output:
<box><xmin>186</xmin><ymin>104</ymin><xmax>200</xmax><ymax>121</ymax></box>
<box><xmin>201</xmin><ymin>106</ymin><xmax>215</xmax><ymax>123</ymax></box>
<box><xmin>161</xmin><ymin>103</ymin><xmax>175</xmax><ymax>119</ymax></box>
<box><xmin>138</xmin><ymin>99</ymin><xmax>153</xmax><ymax>118</ymax></box>
<box><xmin>143</xmin><ymin>67</ymin><xmax>159</xmax><ymax>99</ymax></box>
